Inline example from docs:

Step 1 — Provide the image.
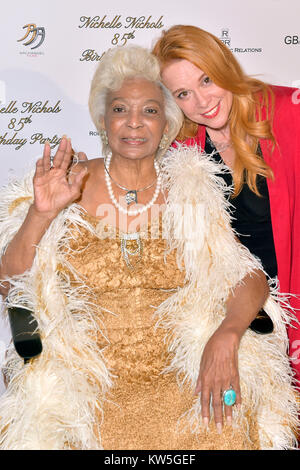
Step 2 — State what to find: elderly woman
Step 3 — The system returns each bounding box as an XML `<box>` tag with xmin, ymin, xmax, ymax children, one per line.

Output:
<box><xmin>152</xmin><ymin>25</ymin><xmax>300</xmax><ymax>382</ymax></box>
<box><xmin>0</xmin><ymin>46</ymin><xmax>297</xmax><ymax>450</ymax></box>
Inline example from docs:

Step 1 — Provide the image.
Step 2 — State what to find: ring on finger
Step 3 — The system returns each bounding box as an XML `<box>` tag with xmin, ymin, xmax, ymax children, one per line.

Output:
<box><xmin>71</xmin><ymin>153</ymin><xmax>79</xmax><ymax>167</ymax></box>
<box><xmin>222</xmin><ymin>386</ymin><xmax>236</xmax><ymax>406</ymax></box>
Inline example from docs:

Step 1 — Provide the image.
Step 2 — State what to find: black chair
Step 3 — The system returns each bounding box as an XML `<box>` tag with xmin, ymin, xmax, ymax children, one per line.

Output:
<box><xmin>8</xmin><ymin>307</ymin><xmax>42</xmax><ymax>363</ymax></box>
<box><xmin>249</xmin><ymin>308</ymin><xmax>274</xmax><ymax>335</ymax></box>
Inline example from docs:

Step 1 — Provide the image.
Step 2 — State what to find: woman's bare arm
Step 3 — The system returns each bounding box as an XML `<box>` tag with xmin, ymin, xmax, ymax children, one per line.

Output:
<box><xmin>223</xmin><ymin>268</ymin><xmax>269</xmax><ymax>337</ymax></box>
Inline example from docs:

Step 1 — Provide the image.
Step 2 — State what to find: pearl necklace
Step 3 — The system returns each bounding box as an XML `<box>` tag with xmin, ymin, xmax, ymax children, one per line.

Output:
<box><xmin>104</xmin><ymin>154</ymin><xmax>162</xmax><ymax>216</ymax></box>
<box><xmin>104</xmin><ymin>161</ymin><xmax>157</xmax><ymax>204</ymax></box>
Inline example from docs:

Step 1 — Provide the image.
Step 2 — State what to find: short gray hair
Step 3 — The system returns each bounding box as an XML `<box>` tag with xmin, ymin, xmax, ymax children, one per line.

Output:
<box><xmin>88</xmin><ymin>45</ymin><xmax>183</xmax><ymax>157</ymax></box>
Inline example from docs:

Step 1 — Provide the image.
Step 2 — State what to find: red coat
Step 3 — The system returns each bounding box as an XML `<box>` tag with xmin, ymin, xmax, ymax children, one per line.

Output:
<box><xmin>183</xmin><ymin>85</ymin><xmax>300</xmax><ymax>384</ymax></box>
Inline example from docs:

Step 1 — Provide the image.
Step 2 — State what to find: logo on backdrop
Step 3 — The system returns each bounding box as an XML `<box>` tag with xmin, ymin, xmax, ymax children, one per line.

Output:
<box><xmin>219</xmin><ymin>28</ymin><xmax>262</xmax><ymax>53</ymax></box>
<box><xmin>284</xmin><ymin>35</ymin><xmax>300</xmax><ymax>45</ymax></box>
<box><xmin>17</xmin><ymin>23</ymin><xmax>45</xmax><ymax>56</ymax></box>
<box><xmin>220</xmin><ymin>29</ymin><xmax>231</xmax><ymax>47</ymax></box>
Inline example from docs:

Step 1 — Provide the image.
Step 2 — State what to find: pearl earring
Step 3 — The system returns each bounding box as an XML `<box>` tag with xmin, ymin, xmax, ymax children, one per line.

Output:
<box><xmin>100</xmin><ymin>129</ymin><xmax>108</xmax><ymax>145</ymax></box>
<box><xmin>158</xmin><ymin>134</ymin><xmax>169</xmax><ymax>150</ymax></box>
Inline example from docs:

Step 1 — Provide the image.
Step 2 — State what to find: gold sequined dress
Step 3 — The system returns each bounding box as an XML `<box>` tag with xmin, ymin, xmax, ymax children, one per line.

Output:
<box><xmin>66</xmin><ymin>214</ymin><xmax>260</xmax><ymax>450</ymax></box>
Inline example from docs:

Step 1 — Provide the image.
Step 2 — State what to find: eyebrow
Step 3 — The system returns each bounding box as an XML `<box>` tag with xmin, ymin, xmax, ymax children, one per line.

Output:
<box><xmin>172</xmin><ymin>72</ymin><xmax>206</xmax><ymax>95</ymax></box>
<box><xmin>109</xmin><ymin>97</ymin><xmax>163</xmax><ymax>107</ymax></box>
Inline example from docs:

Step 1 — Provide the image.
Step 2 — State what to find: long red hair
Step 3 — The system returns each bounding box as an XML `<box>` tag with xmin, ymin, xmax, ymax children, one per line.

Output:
<box><xmin>152</xmin><ymin>25</ymin><xmax>275</xmax><ymax>196</ymax></box>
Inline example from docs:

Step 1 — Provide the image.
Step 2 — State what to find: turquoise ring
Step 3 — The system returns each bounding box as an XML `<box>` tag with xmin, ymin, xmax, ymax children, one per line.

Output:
<box><xmin>223</xmin><ymin>387</ymin><xmax>236</xmax><ymax>406</ymax></box>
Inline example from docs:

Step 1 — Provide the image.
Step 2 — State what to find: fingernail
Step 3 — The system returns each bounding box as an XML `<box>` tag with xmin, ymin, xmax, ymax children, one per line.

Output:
<box><xmin>226</xmin><ymin>416</ymin><xmax>232</xmax><ymax>426</ymax></box>
<box><xmin>216</xmin><ymin>423</ymin><xmax>222</xmax><ymax>434</ymax></box>
<box><xmin>203</xmin><ymin>417</ymin><xmax>209</xmax><ymax>429</ymax></box>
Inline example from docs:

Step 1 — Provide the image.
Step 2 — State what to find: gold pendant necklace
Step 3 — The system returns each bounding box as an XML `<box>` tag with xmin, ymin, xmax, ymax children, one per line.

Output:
<box><xmin>120</xmin><ymin>232</ymin><xmax>143</xmax><ymax>269</ymax></box>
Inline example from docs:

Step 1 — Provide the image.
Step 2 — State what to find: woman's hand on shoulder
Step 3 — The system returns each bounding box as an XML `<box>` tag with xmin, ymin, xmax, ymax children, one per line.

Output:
<box><xmin>32</xmin><ymin>136</ymin><xmax>88</xmax><ymax>220</ymax></box>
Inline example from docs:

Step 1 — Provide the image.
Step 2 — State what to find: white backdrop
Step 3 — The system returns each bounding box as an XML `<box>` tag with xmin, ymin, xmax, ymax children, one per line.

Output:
<box><xmin>0</xmin><ymin>0</ymin><xmax>300</xmax><ymax>394</ymax></box>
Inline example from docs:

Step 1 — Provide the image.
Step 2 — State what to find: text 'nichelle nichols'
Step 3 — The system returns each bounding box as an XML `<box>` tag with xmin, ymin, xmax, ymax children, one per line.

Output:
<box><xmin>0</xmin><ymin>100</ymin><xmax>61</xmax><ymax>114</ymax></box>
<box><xmin>78</xmin><ymin>15</ymin><xmax>164</xmax><ymax>29</ymax></box>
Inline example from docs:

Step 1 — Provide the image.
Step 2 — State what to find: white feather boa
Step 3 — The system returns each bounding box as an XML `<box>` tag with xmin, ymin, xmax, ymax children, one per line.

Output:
<box><xmin>0</xmin><ymin>145</ymin><xmax>298</xmax><ymax>450</ymax></box>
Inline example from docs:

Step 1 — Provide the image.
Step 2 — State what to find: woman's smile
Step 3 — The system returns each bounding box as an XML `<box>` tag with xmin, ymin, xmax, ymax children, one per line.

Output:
<box><xmin>201</xmin><ymin>102</ymin><xmax>221</xmax><ymax>118</ymax></box>
<box><xmin>121</xmin><ymin>137</ymin><xmax>147</xmax><ymax>144</ymax></box>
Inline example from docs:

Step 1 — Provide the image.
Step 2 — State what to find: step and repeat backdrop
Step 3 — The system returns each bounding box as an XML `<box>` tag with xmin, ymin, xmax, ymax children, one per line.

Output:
<box><xmin>0</xmin><ymin>0</ymin><xmax>300</xmax><ymax>393</ymax></box>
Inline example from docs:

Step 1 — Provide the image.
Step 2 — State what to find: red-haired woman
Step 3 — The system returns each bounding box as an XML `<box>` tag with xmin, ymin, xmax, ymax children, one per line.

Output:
<box><xmin>153</xmin><ymin>24</ymin><xmax>300</xmax><ymax>386</ymax></box>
